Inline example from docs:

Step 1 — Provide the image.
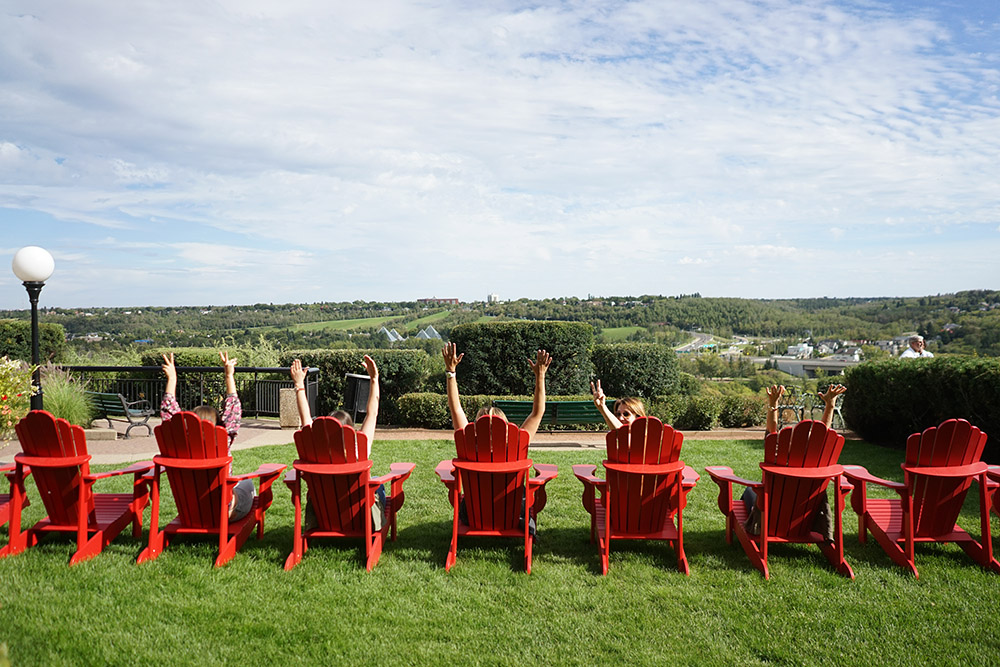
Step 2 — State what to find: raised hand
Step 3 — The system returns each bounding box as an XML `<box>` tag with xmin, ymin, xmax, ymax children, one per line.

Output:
<box><xmin>590</xmin><ymin>379</ymin><xmax>606</xmax><ymax>407</ymax></box>
<box><xmin>161</xmin><ymin>353</ymin><xmax>177</xmax><ymax>381</ymax></box>
<box><xmin>818</xmin><ymin>384</ymin><xmax>846</xmax><ymax>407</ymax></box>
<box><xmin>290</xmin><ymin>359</ymin><xmax>306</xmax><ymax>387</ymax></box>
<box><xmin>529</xmin><ymin>349</ymin><xmax>552</xmax><ymax>376</ymax></box>
<box><xmin>442</xmin><ymin>342</ymin><xmax>464</xmax><ymax>373</ymax></box>
<box><xmin>766</xmin><ymin>384</ymin><xmax>785</xmax><ymax>408</ymax></box>
<box><xmin>220</xmin><ymin>350</ymin><xmax>238</xmax><ymax>378</ymax></box>
<box><xmin>361</xmin><ymin>354</ymin><xmax>379</xmax><ymax>380</ymax></box>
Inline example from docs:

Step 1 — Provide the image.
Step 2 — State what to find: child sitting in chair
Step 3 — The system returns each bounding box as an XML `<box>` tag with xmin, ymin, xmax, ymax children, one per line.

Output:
<box><xmin>160</xmin><ymin>351</ymin><xmax>253</xmax><ymax>521</ymax></box>
<box><xmin>589</xmin><ymin>379</ymin><xmax>645</xmax><ymax>431</ymax></box>
<box><xmin>290</xmin><ymin>355</ymin><xmax>384</xmax><ymax>530</ymax></box>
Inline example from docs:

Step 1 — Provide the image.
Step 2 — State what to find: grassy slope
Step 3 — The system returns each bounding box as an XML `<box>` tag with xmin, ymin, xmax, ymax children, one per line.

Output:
<box><xmin>2</xmin><ymin>438</ymin><xmax>999</xmax><ymax>665</ymax></box>
<box><xmin>254</xmin><ymin>315</ymin><xmax>402</xmax><ymax>333</ymax></box>
<box><xmin>598</xmin><ymin>326</ymin><xmax>646</xmax><ymax>341</ymax></box>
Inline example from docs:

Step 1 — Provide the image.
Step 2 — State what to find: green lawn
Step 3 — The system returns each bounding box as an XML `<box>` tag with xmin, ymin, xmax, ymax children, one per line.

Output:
<box><xmin>597</xmin><ymin>326</ymin><xmax>646</xmax><ymax>341</ymax></box>
<box><xmin>254</xmin><ymin>315</ymin><xmax>402</xmax><ymax>333</ymax></box>
<box><xmin>408</xmin><ymin>309</ymin><xmax>452</xmax><ymax>327</ymax></box>
<box><xmin>3</xmin><ymin>437</ymin><xmax>999</xmax><ymax>665</ymax></box>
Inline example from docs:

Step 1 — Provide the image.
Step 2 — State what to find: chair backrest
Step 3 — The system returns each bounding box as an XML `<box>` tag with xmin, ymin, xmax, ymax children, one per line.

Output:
<box><xmin>293</xmin><ymin>417</ymin><xmax>372</xmax><ymax>533</ymax></box>
<box><xmin>15</xmin><ymin>410</ymin><xmax>93</xmax><ymax>525</ymax></box>
<box><xmin>454</xmin><ymin>415</ymin><xmax>530</xmax><ymax>531</ymax></box>
<box><xmin>153</xmin><ymin>411</ymin><xmax>230</xmax><ymax>529</ymax></box>
<box><xmin>761</xmin><ymin>420</ymin><xmax>845</xmax><ymax>539</ymax></box>
<box><xmin>904</xmin><ymin>418</ymin><xmax>987</xmax><ymax>536</ymax></box>
<box><xmin>604</xmin><ymin>417</ymin><xmax>685</xmax><ymax>533</ymax></box>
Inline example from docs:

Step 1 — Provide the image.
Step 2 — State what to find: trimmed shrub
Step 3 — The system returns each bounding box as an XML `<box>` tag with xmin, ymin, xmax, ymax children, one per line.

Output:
<box><xmin>670</xmin><ymin>391</ymin><xmax>723</xmax><ymax>430</ymax></box>
<box><xmin>719</xmin><ymin>394</ymin><xmax>767</xmax><ymax>428</ymax></box>
<box><xmin>844</xmin><ymin>357</ymin><xmax>1000</xmax><ymax>462</ymax></box>
<box><xmin>591</xmin><ymin>343</ymin><xmax>680</xmax><ymax>398</ymax></box>
<box><xmin>396</xmin><ymin>393</ymin><xmax>450</xmax><ymax>429</ymax></box>
<box><xmin>449</xmin><ymin>321</ymin><xmax>593</xmax><ymax>395</ymax></box>
<box><xmin>0</xmin><ymin>320</ymin><xmax>67</xmax><ymax>364</ymax></box>
<box><xmin>280</xmin><ymin>349</ymin><xmax>430</xmax><ymax>423</ymax></box>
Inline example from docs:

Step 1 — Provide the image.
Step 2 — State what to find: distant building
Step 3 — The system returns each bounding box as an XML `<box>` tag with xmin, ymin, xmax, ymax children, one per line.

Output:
<box><xmin>376</xmin><ymin>327</ymin><xmax>406</xmax><ymax>342</ymax></box>
<box><xmin>487</xmin><ymin>293</ymin><xmax>500</xmax><ymax>304</ymax></box>
<box><xmin>418</xmin><ymin>298</ymin><xmax>459</xmax><ymax>305</ymax></box>
<box><xmin>787</xmin><ymin>343</ymin><xmax>813</xmax><ymax>359</ymax></box>
<box><xmin>415</xmin><ymin>325</ymin><xmax>442</xmax><ymax>340</ymax></box>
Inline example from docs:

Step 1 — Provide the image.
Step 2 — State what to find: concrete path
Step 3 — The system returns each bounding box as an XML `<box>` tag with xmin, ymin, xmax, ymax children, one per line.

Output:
<box><xmin>1</xmin><ymin>417</ymin><xmax>857</xmax><ymax>465</ymax></box>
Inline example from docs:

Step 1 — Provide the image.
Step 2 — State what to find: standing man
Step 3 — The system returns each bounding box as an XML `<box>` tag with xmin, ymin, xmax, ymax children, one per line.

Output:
<box><xmin>899</xmin><ymin>335</ymin><xmax>934</xmax><ymax>358</ymax></box>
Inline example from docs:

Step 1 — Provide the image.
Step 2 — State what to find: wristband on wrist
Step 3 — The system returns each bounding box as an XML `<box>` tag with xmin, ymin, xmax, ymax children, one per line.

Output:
<box><xmin>445</xmin><ymin>371</ymin><xmax>456</xmax><ymax>378</ymax></box>
<box><xmin>295</xmin><ymin>387</ymin><xmax>306</xmax><ymax>392</ymax></box>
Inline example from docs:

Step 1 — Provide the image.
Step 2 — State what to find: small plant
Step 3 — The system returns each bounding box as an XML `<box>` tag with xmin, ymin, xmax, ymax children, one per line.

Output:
<box><xmin>39</xmin><ymin>364</ymin><xmax>93</xmax><ymax>427</ymax></box>
<box><xmin>0</xmin><ymin>356</ymin><xmax>36</xmax><ymax>440</ymax></box>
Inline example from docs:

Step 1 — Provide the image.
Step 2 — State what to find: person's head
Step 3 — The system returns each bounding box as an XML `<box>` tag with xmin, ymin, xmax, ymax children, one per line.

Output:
<box><xmin>329</xmin><ymin>410</ymin><xmax>355</xmax><ymax>427</ymax></box>
<box><xmin>909</xmin><ymin>335</ymin><xmax>925</xmax><ymax>353</ymax></box>
<box><xmin>475</xmin><ymin>406</ymin><xmax>508</xmax><ymax>421</ymax></box>
<box><xmin>193</xmin><ymin>405</ymin><xmax>222</xmax><ymax>426</ymax></box>
<box><xmin>613</xmin><ymin>397</ymin><xmax>646</xmax><ymax>425</ymax></box>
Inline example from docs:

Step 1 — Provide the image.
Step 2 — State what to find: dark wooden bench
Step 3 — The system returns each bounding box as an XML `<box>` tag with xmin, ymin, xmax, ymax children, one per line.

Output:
<box><xmin>490</xmin><ymin>399</ymin><xmax>613</xmax><ymax>427</ymax></box>
<box><xmin>85</xmin><ymin>391</ymin><xmax>155</xmax><ymax>438</ymax></box>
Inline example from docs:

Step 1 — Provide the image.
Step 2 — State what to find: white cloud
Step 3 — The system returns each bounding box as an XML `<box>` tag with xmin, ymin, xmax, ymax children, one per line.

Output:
<box><xmin>0</xmin><ymin>0</ymin><xmax>998</xmax><ymax>307</ymax></box>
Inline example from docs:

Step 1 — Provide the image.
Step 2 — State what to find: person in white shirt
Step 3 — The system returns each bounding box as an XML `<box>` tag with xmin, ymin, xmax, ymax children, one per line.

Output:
<box><xmin>899</xmin><ymin>335</ymin><xmax>934</xmax><ymax>358</ymax></box>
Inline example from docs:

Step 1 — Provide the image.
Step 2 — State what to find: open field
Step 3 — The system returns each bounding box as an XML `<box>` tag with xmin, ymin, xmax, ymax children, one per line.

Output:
<box><xmin>3</xmin><ymin>437</ymin><xmax>999</xmax><ymax>665</ymax></box>
<box><xmin>253</xmin><ymin>315</ymin><xmax>402</xmax><ymax>333</ymax></box>
<box><xmin>598</xmin><ymin>326</ymin><xmax>646</xmax><ymax>341</ymax></box>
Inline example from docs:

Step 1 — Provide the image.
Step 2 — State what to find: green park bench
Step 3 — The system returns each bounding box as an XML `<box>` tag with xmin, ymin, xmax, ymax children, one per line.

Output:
<box><xmin>490</xmin><ymin>399</ymin><xmax>614</xmax><ymax>427</ymax></box>
<box><xmin>85</xmin><ymin>391</ymin><xmax>156</xmax><ymax>438</ymax></box>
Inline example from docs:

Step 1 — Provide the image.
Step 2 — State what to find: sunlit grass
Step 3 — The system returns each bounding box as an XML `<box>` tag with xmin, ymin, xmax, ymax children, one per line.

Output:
<box><xmin>3</xmin><ymin>437</ymin><xmax>999</xmax><ymax>664</ymax></box>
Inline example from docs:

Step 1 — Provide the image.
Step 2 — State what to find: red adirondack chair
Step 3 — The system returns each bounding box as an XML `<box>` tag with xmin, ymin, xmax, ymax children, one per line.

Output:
<box><xmin>706</xmin><ymin>420</ymin><xmax>853</xmax><ymax>579</ymax></box>
<box><xmin>1</xmin><ymin>462</ymin><xmax>24</xmax><ymax>530</ymax></box>
<box><xmin>1</xmin><ymin>411</ymin><xmax>151</xmax><ymax>565</ymax></box>
<box><xmin>989</xmin><ymin>466</ymin><xmax>1000</xmax><ymax>516</ymax></box>
<box><xmin>844</xmin><ymin>418</ymin><xmax>997</xmax><ymax>578</ymax></box>
<box><xmin>284</xmin><ymin>417</ymin><xmax>415</xmax><ymax>571</ymax></box>
<box><xmin>434</xmin><ymin>415</ymin><xmax>557</xmax><ymax>573</ymax></box>
<box><xmin>572</xmin><ymin>417</ymin><xmax>699</xmax><ymax>575</ymax></box>
<box><xmin>137</xmin><ymin>411</ymin><xmax>286</xmax><ymax>567</ymax></box>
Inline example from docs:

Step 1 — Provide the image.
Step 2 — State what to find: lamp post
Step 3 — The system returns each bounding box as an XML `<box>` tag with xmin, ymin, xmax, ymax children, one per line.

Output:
<box><xmin>11</xmin><ymin>246</ymin><xmax>55</xmax><ymax>411</ymax></box>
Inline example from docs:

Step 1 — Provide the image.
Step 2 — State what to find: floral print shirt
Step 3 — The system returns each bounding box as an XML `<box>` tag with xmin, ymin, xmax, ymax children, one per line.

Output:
<box><xmin>160</xmin><ymin>392</ymin><xmax>242</xmax><ymax>446</ymax></box>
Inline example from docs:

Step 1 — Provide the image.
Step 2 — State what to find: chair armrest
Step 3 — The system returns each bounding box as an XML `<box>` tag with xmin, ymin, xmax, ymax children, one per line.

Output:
<box><xmin>0</xmin><ymin>462</ymin><xmax>14</xmax><ymax>473</ymax></box>
<box><xmin>371</xmin><ymin>462</ymin><xmax>417</xmax><ymax>486</ymax></box>
<box><xmin>283</xmin><ymin>468</ymin><xmax>297</xmax><ymax>484</ymax></box>
<box><xmin>125</xmin><ymin>398</ymin><xmax>153</xmax><ymax>412</ymax></box>
<box><xmin>760</xmin><ymin>463</ymin><xmax>843</xmax><ymax>479</ymax></box>
<box><xmin>902</xmin><ymin>461</ymin><xmax>988</xmax><ymax>478</ymax></box>
<box><xmin>705</xmin><ymin>466</ymin><xmax>761</xmax><ymax>490</ymax></box>
<box><xmin>88</xmin><ymin>460</ymin><xmax>154</xmax><ymax>481</ymax></box>
<box><xmin>231</xmin><ymin>463</ymin><xmax>287</xmax><ymax>482</ymax></box>
<box><xmin>842</xmin><ymin>465</ymin><xmax>905</xmax><ymax>492</ymax></box>
<box><xmin>435</xmin><ymin>460</ymin><xmax>455</xmax><ymax>483</ymax></box>
<box><xmin>572</xmin><ymin>464</ymin><xmax>602</xmax><ymax>485</ymax></box>
<box><xmin>15</xmin><ymin>453</ymin><xmax>90</xmax><ymax>468</ymax></box>
<box><xmin>530</xmin><ymin>463</ymin><xmax>558</xmax><ymax>486</ymax></box>
<box><xmin>453</xmin><ymin>460</ymin><xmax>533</xmax><ymax>474</ymax></box>
<box><xmin>682</xmin><ymin>464</ymin><xmax>700</xmax><ymax>488</ymax></box>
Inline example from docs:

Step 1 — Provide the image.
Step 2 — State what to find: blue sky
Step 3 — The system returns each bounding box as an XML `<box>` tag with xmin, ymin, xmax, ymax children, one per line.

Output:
<box><xmin>1</xmin><ymin>0</ymin><xmax>998</xmax><ymax>309</ymax></box>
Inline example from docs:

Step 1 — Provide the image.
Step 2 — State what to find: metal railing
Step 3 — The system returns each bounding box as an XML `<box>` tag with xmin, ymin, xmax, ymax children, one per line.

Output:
<box><xmin>62</xmin><ymin>366</ymin><xmax>319</xmax><ymax>418</ymax></box>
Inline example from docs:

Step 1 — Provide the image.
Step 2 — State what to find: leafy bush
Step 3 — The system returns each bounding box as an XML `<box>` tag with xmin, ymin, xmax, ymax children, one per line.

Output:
<box><xmin>0</xmin><ymin>356</ymin><xmax>35</xmax><ymax>440</ymax></box>
<box><xmin>844</xmin><ymin>357</ymin><xmax>1000</xmax><ymax>462</ymax></box>
<box><xmin>396</xmin><ymin>393</ymin><xmax>450</xmax><ymax>429</ymax></box>
<box><xmin>449</xmin><ymin>321</ymin><xmax>593</xmax><ymax>395</ymax></box>
<box><xmin>668</xmin><ymin>390</ymin><xmax>724</xmax><ymax>430</ymax></box>
<box><xmin>0</xmin><ymin>320</ymin><xmax>67</xmax><ymax>364</ymax></box>
<box><xmin>39</xmin><ymin>365</ymin><xmax>92</xmax><ymax>427</ymax></box>
<box><xmin>591</xmin><ymin>343</ymin><xmax>680</xmax><ymax>398</ymax></box>
<box><xmin>280</xmin><ymin>349</ymin><xmax>430</xmax><ymax>423</ymax></box>
<box><xmin>719</xmin><ymin>394</ymin><xmax>767</xmax><ymax>428</ymax></box>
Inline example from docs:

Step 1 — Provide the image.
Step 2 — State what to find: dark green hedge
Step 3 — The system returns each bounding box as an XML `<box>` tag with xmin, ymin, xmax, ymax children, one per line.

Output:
<box><xmin>0</xmin><ymin>320</ymin><xmax>67</xmax><ymax>363</ymax></box>
<box><xmin>448</xmin><ymin>321</ymin><xmax>593</xmax><ymax>395</ymax></box>
<box><xmin>281</xmin><ymin>349</ymin><xmax>430</xmax><ymax>422</ymax></box>
<box><xmin>397</xmin><ymin>393</ymin><xmax>598</xmax><ymax>430</ymax></box>
<box><xmin>844</xmin><ymin>357</ymin><xmax>1000</xmax><ymax>462</ymax></box>
<box><xmin>591</xmin><ymin>343</ymin><xmax>680</xmax><ymax>397</ymax></box>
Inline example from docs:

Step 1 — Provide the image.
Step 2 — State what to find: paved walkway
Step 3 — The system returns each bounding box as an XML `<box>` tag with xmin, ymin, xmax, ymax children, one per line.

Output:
<box><xmin>0</xmin><ymin>417</ymin><xmax>858</xmax><ymax>465</ymax></box>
